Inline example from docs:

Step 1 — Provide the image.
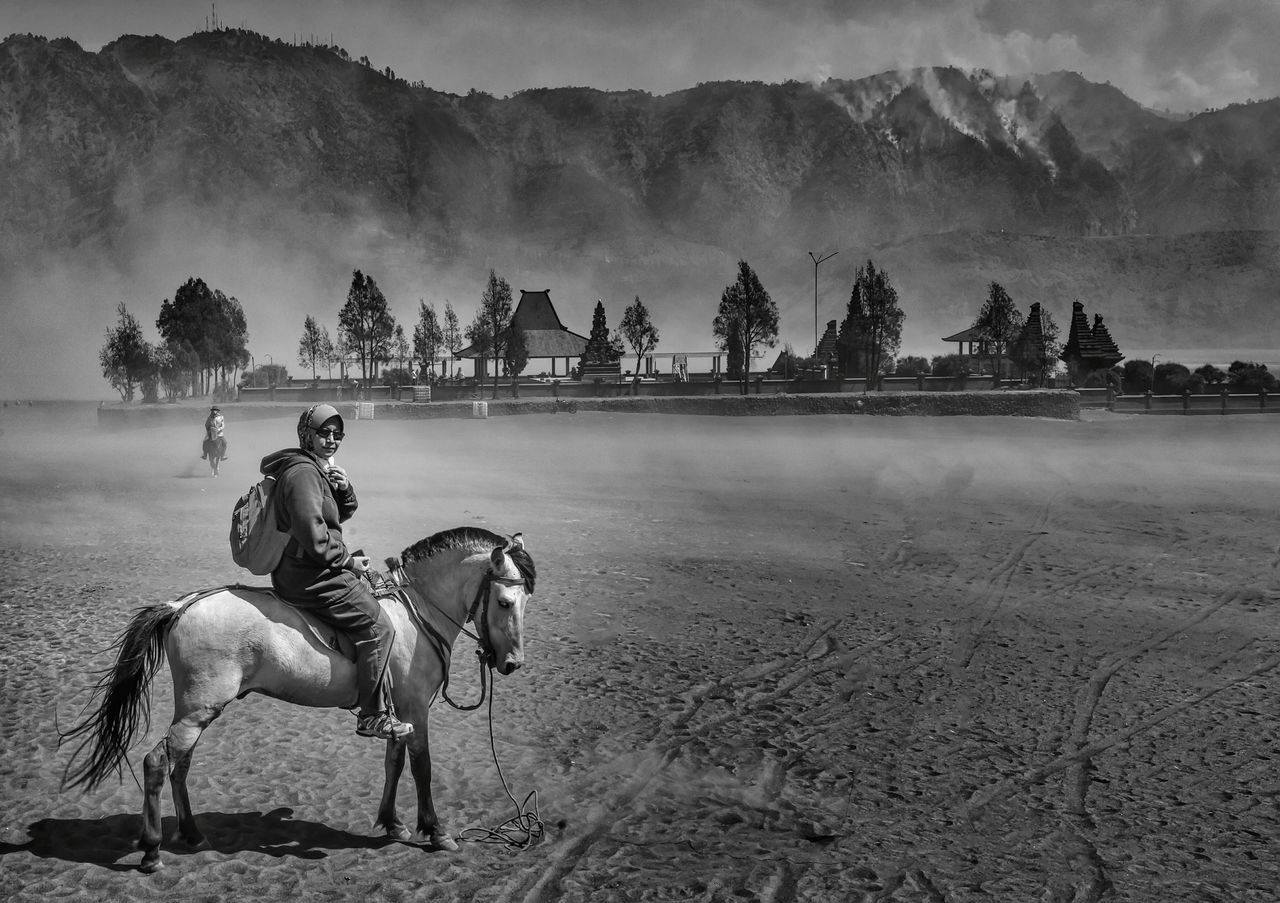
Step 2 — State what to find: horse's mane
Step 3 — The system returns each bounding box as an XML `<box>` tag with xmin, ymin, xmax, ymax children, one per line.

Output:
<box><xmin>399</xmin><ymin>526</ymin><xmax>536</xmax><ymax>592</ymax></box>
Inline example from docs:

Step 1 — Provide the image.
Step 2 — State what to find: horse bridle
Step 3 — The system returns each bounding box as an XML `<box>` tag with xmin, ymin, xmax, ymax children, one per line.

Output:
<box><xmin>465</xmin><ymin>570</ymin><xmax>531</xmax><ymax>665</ymax></box>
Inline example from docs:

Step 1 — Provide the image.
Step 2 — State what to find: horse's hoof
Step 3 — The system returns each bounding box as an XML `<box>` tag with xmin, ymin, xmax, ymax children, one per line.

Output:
<box><xmin>138</xmin><ymin>856</ymin><xmax>165</xmax><ymax>874</ymax></box>
<box><xmin>386</xmin><ymin>825</ymin><xmax>413</xmax><ymax>843</ymax></box>
<box><xmin>430</xmin><ymin>832</ymin><xmax>460</xmax><ymax>853</ymax></box>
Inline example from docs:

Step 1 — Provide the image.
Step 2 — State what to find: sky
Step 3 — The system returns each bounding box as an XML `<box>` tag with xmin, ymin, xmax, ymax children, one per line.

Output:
<box><xmin>8</xmin><ymin>0</ymin><xmax>1280</xmax><ymax>112</ymax></box>
<box><xmin>5</xmin><ymin>0</ymin><xmax>1280</xmax><ymax>399</ymax></box>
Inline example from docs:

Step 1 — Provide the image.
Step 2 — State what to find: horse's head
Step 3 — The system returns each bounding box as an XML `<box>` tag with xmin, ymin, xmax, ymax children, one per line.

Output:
<box><xmin>477</xmin><ymin>533</ymin><xmax>535</xmax><ymax>675</ymax></box>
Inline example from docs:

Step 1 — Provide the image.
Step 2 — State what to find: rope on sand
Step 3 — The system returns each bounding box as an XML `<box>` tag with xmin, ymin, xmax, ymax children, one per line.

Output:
<box><xmin>455</xmin><ymin>673</ymin><xmax>545</xmax><ymax>850</ymax></box>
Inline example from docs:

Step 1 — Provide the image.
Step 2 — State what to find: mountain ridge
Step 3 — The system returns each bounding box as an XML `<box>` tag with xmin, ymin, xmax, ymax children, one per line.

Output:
<box><xmin>2</xmin><ymin>27</ymin><xmax>1277</xmax><ymax>385</ymax></box>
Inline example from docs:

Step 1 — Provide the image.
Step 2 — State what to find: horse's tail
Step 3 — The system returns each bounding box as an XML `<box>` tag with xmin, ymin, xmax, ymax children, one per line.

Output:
<box><xmin>59</xmin><ymin>603</ymin><xmax>179</xmax><ymax>792</ymax></box>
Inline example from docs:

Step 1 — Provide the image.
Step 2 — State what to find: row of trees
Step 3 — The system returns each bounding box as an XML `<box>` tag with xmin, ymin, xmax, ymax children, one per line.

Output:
<box><xmin>100</xmin><ymin>278</ymin><xmax>250</xmax><ymax>402</ymax></box>
<box><xmin>565</xmin><ymin>259</ymin><xmax>1060</xmax><ymax>390</ymax></box>
<box><xmin>117</xmin><ymin>259</ymin><xmax>1270</xmax><ymax>404</ymax></box>
<box><xmin>578</xmin><ymin>296</ymin><xmax>661</xmax><ymax>377</ymax></box>
<box><xmin>1121</xmin><ymin>358</ymin><xmax>1278</xmax><ymax>395</ymax></box>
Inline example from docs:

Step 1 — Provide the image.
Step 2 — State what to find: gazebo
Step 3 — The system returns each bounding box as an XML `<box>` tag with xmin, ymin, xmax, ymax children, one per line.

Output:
<box><xmin>457</xmin><ymin>290</ymin><xmax>589</xmax><ymax>378</ymax></box>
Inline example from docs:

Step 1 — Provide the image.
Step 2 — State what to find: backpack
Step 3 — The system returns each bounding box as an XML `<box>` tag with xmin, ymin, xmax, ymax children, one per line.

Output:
<box><xmin>229</xmin><ymin>461</ymin><xmax>319</xmax><ymax>575</ymax></box>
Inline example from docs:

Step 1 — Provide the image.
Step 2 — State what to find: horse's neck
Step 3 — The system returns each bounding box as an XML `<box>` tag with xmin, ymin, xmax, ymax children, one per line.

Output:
<box><xmin>402</xmin><ymin>552</ymin><xmax>485</xmax><ymax>636</ymax></box>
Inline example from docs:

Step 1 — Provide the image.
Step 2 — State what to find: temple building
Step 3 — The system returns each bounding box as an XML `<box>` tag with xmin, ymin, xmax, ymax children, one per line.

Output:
<box><xmin>1060</xmin><ymin>300</ymin><xmax>1124</xmax><ymax>385</ymax></box>
<box><xmin>457</xmin><ymin>290</ymin><xmax>589</xmax><ymax>378</ymax></box>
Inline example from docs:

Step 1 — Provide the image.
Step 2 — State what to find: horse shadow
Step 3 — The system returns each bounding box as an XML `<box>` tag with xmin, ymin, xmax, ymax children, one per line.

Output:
<box><xmin>0</xmin><ymin>807</ymin><xmax>396</xmax><ymax>870</ymax></box>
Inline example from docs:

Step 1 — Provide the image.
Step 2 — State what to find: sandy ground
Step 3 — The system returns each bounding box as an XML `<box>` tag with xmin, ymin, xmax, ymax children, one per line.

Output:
<box><xmin>1</xmin><ymin>402</ymin><xmax>1278</xmax><ymax>902</ymax></box>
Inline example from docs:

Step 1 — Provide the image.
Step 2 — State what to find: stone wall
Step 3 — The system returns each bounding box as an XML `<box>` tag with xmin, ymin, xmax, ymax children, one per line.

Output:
<box><xmin>97</xmin><ymin>390</ymin><xmax>1080</xmax><ymax>429</ymax></box>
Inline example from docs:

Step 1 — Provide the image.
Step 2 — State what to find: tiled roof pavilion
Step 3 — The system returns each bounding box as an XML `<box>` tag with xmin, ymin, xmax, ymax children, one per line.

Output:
<box><xmin>457</xmin><ymin>290</ymin><xmax>590</xmax><ymax>377</ymax></box>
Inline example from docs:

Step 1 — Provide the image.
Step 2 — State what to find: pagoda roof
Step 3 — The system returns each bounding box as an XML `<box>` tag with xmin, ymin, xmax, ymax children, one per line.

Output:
<box><xmin>1016</xmin><ymin>302</ymin><xmax>1046</xmax><ymax>349</ymax></box>
<box><xmin>1060</xmin><ymin>301</ymin><xmax>1124</xmax><ymax>368</ymax></box>
<box><xmin>815</xmin><ymin>319</ymin><xmax>839</xmax><ymax>358</ymax></box>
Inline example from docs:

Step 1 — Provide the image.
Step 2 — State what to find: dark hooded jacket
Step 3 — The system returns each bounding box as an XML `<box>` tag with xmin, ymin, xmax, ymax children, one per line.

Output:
<box><xmin>260</xmin><ymin>447</ymin><xmax>362</xmax><ymax>606</ymax></box>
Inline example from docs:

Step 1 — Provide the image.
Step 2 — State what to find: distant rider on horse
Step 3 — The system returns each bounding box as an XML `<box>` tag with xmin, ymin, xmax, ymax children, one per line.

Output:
<box><xmin>201</xmin><ymin>406</ymin><xmax>226</xmax><ymax>461</ymax></box>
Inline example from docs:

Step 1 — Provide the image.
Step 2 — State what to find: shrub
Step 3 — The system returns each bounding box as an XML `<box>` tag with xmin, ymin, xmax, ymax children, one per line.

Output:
<box><xmin>929</xmin><ymin>354</ymin><xmax>970</xmax><ymax>377</ymax></box>
<box><xmin>1226</xmin><ymin>361</ymin><xmax>1278</xmax><ymax>392</ymax></box>
<box><xmin>895</xmin><ymin>355</ymin><xmax>931</xmax><ymax>377</ymax></box>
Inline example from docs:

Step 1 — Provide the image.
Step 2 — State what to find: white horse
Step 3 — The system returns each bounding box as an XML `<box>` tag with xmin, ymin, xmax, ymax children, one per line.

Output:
<box><xmin>60</xmin><ymin>527</ymin><xmax>535</xmax><ymax>872</ymax></box>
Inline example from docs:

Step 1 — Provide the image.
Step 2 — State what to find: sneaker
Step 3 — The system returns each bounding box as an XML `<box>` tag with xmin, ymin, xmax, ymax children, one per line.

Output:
<box><xmin>356</xmin><ymin>712</ymin><xmax>414</xmax><ymax>740</ymax></box>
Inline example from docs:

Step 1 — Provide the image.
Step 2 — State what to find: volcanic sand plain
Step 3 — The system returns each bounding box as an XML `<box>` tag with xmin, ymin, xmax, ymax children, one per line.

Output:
<box><xmin>0</xmin><ymin>403</ymin><xmax>1277</xmax><ymax>902</ymax></box>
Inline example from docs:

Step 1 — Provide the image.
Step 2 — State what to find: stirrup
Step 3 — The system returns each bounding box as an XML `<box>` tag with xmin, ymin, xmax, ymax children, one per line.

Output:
<box><xmin>356</xmin><ymin>712</ymin><xmax>414</xmax><ymax>740</ymax></box>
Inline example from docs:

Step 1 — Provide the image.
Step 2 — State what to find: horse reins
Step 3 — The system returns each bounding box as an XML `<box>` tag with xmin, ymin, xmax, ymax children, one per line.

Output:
<box><xmin>383</xmin><ymin>564</ymin><xmax>529</xmax><ymax>711</ymax></box>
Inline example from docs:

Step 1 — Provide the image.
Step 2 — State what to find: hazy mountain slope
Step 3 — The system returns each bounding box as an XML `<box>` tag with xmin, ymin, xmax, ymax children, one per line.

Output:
<box><xmin>1</xmin><ymin>27</ymin><xmax>1277</xmax><ymax>382</ymax></box>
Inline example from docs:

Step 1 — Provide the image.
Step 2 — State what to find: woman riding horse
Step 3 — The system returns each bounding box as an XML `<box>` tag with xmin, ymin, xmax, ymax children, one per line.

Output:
<box><xmin>267</xmin><ymin>403</ymin><xmax>412</xmax><ymax>741</ymax></box>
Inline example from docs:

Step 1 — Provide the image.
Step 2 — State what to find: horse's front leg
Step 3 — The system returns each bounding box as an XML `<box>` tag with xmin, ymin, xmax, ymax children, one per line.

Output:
<box><xmin>375</xmin><ymin>737</ymin><xmax>412</xmax><ymax>841</ymax></box>
<box><xmin>409</xmin><ymin>736</ymin><xmax>458</xmax><ymax>852</ymax></box>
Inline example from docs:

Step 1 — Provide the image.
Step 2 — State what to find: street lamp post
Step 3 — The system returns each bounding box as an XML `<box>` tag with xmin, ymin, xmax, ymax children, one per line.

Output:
<box><xmin>1150</xmin><ymin>353</ymin><xmax>1160</xmax><ymax>394</ymax></box>
<box><xmin>264</xmin><ymin>354</ymin><xmax>274</xmax><ymax>387</ymax></box>
<box><xmin>250</xmin><ymin>354</ymin><xmax>256</xmax><ymax>388</ymax></box>
<box><xmin>808</xmin><ymin>250</ymin><xmax>838</xmax><ymax>352</ymax></box>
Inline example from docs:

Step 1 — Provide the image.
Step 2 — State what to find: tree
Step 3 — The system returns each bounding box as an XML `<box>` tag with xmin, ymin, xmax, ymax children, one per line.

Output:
<box><xmin>620</xmin><ymin>295</ymin><xmax>660</xmax><ymax>378</ymax></box>
<box><xmin>338</xmin><ymin>269</ymin><xmax>396</xmax><ymax>380</ymax></box>
<box><xmin>317</xmin><ymin>326</ymin><xmax>335</xmax><ymax>379</ymax></box>
<box><xmin>441</xmin><ymin>301</ymin><xmax>461</xmax><ymax>380</ymax></box>
<box><xmin>972</xmin><ymin>282</ymin><xmax>1023</xmax><ymax>386</ymax></box>
<box><xmin>158</xmin><ymin>339</ymin><xmax>199</xmax><ymax>400</ymax></box>
<box><xmin>713</xmin><ymin>260</ymin><xmax>779</xmax><ymax>388</ymax></box>
<box><xmin>581</xmin><ymin>300</ymin><xmax>622</xmax><ymax>367</ymax></box>
<box><xmin>391</xmin><ymin>324</ymin><xmax>410</xmax><ymax>381</ymax></box>
<box><xmin>505</xmin><ymin>326</ymin><xmax>529</xmax><ymax>392</ymax></box>
<box><xmin>413</xmin><ymin>300</ymin><xmax>443</xmax><ymax>381</ymax></box>
<box><xmin>837</xmin><ymin>260</ymin><xmax>904</xmax><ymax>384</ymax></box>
<box><xmin>1154</xmin><ymin>361</ymin><xmax>1202</xmax><ymax>395</ymax></box>
<box><xmin>1194</xmin><ymin>363</ymin><xmax>1227</xmax><ymax>389</ymax></box>
<box><xmin>930</xmin><ymin>353</ymin><xmax>971</xmax><ymax>378</ymax></box>
<box><xmin>895</xmin><ymin>355</ymin><xmax>931</xmax><ymax>376</ymax></box>
<box><xmin>156</xmin><ymin>277</ymin><xmax>249</xmax><ymax>395</ymax></box>
<box><xmin>1122</xmin><ymin>359</ymin><xmax>1154</xmax><ymax>394</ymax></box>
<box><xmin>297</xmin><ymin>315</ymin><xmax>326</xmax><ymax>379</ymax></box>
<box><xmin>99</xmin><ymin>302</ymin><xmax>152</xmax><ymax>402</ymax></box>
<box><xmin>1227</xmin><ymin>360</ymin><xmax>1278</xmax><ymax>392</ymax></box>
<box><xmin>464</xmin><ymin>269</ymin><xmax>514</xmax><ymax>399</ymax></box>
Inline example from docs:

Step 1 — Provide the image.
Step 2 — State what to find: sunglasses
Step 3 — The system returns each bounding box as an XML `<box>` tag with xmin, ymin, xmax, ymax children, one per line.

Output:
<box><xmin>314</xmin><ymin>428</ymin><xmax>345</xmax><ymax>441</ymax></box>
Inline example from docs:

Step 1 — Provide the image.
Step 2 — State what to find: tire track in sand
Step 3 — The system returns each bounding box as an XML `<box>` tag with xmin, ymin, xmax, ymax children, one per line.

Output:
<box><xmin>494</xmin><ymin>616</ymin><xmax>882</xmax><ymax>903</ymax></box>
<box><xmin>964</xmin><ymin>590</ymin><xmax>1280</xmax><ymax>818</ymax></box>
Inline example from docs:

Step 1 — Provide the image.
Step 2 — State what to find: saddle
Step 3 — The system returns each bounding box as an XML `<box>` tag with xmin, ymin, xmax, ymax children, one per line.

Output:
<box><xmin>193</xmin><ymin>578</ymin><xmax>405</xmax><ymax>662</ymax></box>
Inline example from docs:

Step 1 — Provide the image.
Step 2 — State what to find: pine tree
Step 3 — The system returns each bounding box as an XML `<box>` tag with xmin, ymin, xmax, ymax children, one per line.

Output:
<box><xmin>973</xmin><ymin>282</ymin><xmax>1023</xmax><ymax>385</ymax></box>
<box><xmin>837</xmin><ymin>260</ymin><xmax>904</xmax><ymax>382</ymax></box>
<box><xmin>581</xmin><ymin>300</ymin><xmax>619</xmax><ymax>366</ymax></box>
<box><xmin>713</xmin><ymin>260</ymin><xmax>779</xmax><ymax>387</ymax></box>
<box><xmin>338</xmin><ymin>269</ymin><xmax>396</xmax><ymax>380</ymax></box>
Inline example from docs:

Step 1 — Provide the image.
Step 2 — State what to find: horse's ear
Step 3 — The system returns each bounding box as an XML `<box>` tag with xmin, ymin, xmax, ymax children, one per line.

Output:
<box><xmin>490</xmin><ymin>545</ymin><xmax>505</xmax><ymax>568</ymax></box>
<box><xmin>510</xmin><ymin>532</ymin><xmax>524</xmax><ymax>551</ymax></box>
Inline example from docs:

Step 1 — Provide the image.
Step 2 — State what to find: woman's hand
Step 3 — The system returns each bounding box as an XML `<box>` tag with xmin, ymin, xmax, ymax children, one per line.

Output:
<box><xmin>349</xmin><ymin>555</ymin><xmax>371</xmax><ymax>574</ymax></box>
<box><xmin>326</xmin><ymin>464</ymin><xmax>350</xmax><ymax>491</ymax></box>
